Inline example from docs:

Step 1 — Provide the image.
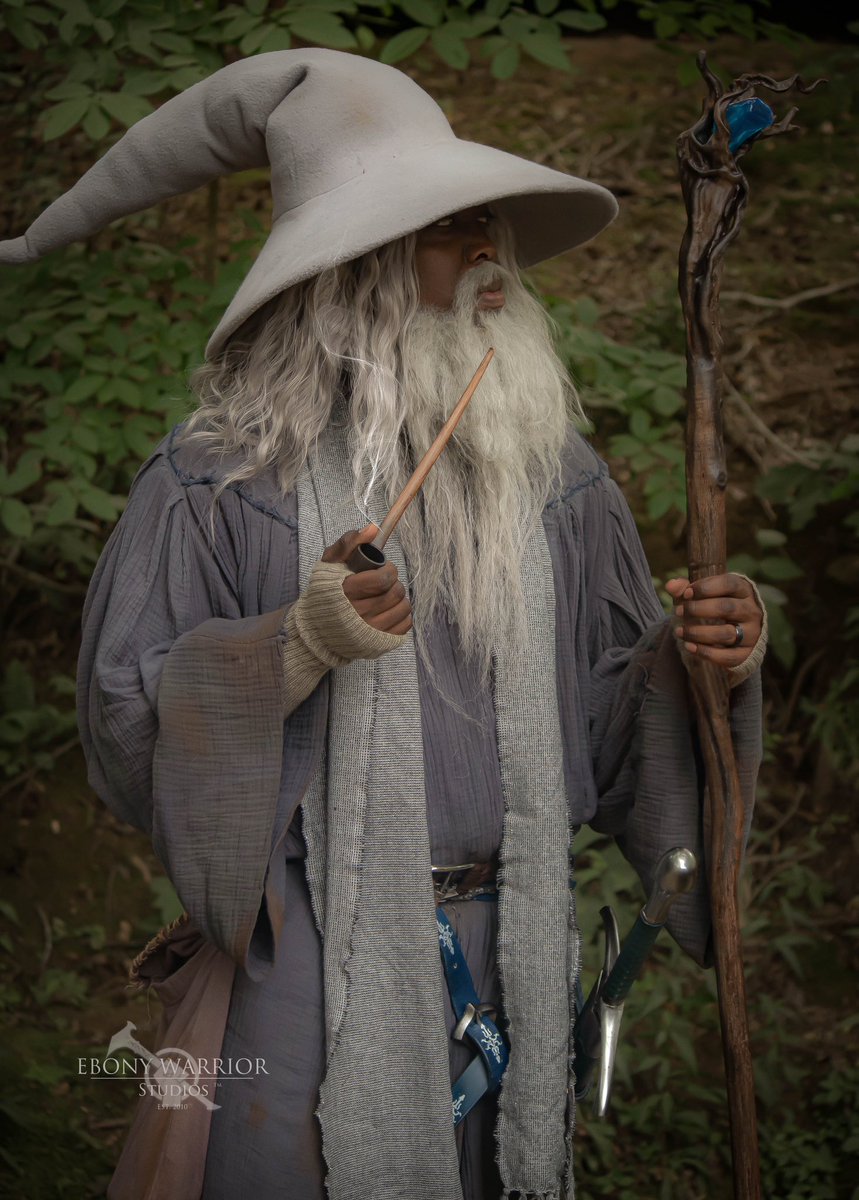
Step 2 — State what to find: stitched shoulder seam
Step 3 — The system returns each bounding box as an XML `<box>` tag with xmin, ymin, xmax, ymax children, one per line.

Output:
<box><xmin>545</xmin><ymin>462</ymin><xmax>609</xmax><ymax>509</ymax></box>
<box><xmin>166</xmin><ymin>424</ymin><xmax>299</xmax><ymax>530</ymax></box>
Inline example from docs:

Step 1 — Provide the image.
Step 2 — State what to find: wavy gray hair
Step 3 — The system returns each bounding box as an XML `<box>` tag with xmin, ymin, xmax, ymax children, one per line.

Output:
<box><xmin>182</xmin><ymin>232</ymin><xmax>420</xmax><ymax>502</ymax></box>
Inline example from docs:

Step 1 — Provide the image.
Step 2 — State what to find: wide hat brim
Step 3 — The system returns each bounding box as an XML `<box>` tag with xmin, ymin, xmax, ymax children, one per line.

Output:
<box><xmin>209</xmin><ymin>137</ymin><xmax>617</xmax><ymax>358</ymax></box>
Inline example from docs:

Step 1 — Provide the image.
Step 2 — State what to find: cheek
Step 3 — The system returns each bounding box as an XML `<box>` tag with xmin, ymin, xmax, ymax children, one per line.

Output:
<box><xmin>414</xmin><ymin>244</ymin><xmax>460</xmax><ymax>309</ymax></box>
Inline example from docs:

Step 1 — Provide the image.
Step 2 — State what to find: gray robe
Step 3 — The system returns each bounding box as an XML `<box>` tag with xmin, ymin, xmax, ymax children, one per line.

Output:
<box><xmin>77</xmin><ymin>424</ymin><xmax>762</xmax><ymax>1200</ymax></box>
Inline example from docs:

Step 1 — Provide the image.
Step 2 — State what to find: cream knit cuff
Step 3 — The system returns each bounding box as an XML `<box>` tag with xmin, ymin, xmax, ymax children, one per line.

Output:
<box><xmin>282</xmin><ymin>560</ymin><xmax>408</xmax><ymax>715</ymax></box>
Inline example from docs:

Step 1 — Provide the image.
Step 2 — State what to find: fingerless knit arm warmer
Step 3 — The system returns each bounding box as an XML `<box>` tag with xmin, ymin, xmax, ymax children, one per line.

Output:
<box><xmin>282</xmin><ymin>560</ymin><xmax>408</xmax><ymax>716</ymax></box>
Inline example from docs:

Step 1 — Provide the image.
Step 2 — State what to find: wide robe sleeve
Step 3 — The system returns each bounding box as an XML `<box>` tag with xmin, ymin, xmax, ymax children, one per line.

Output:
<box><xmin>77</xmin><ymin>436</ymin><xmax>326</xmax><ymax>978</ymax></box>
<box><xmin>549</xmin><ymin>435</ymin><xmax>763</xmax><ymax>966</ymax></box>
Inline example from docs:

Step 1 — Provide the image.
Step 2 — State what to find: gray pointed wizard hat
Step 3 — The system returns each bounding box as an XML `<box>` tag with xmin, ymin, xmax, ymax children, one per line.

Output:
<box><xmin>0</xmin><ymin>49</ymin><xmax>618</xmax><ymax>359</ymax></box>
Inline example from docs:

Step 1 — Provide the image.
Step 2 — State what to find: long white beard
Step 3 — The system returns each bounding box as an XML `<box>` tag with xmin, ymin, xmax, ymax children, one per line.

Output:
<box><xmin>367</xmin><ymin>261</ymin><xmax>574</xmax><ymax>679</ymax></box>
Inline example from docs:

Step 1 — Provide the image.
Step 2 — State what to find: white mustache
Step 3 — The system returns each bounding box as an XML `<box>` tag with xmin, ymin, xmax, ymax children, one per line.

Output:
<box><xmin>453</xmin><ymin>262</ymin><xmax>514</xmax><ymax>313</ymax></box>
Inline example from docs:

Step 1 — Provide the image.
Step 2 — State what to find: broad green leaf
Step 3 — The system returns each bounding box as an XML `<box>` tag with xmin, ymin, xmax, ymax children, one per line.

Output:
<box><xmin>554</xmin><ymin>10</ymin><xmax>606</xmax><ymax>30</ymax></box>
<box><xmin>485</xmin><ymin>0</ymin><xmax>511</xmax><ymax>17</ymax></box>
<box><xmin>42</xmin><ymin>98</ymin><xmax>90</xmax><ymax>141</ymax></box>
<box><xmin>500</xmin><ymin>13</ymin><xmax>538</xmax><ymax>39</ymax></box>
<box><xmin>399</xmin><ymin>0</ymin><xmax>442</xmax><ymax>26</ymax></box>
<box><xmin>700</xmin><ymin>13</ymin><xmax>726</xmax><ymax>37</ymax></box>
<box><xmin>449</xmin><ymin>15</ymin><xmax>497</xmax><ymax>37</ymax></box>
<box><xmin>536</xmin><ymin>0</ymin><xmax>559</xmax><ymax>13</ymax></box>
<box><xmin>490</xmin><ymin>43</ymin><xmax>519</xmax><ymax>79</ymax></box>
<box><xmin>100</xmin><ymin>92</ymin><xmax>154</xmax><ymax>128</ymax></box>
<box><xmin>763</xmin><ymin>603</ymin><xmax>795</xmax><ymax>669</ymax></box>
<box><xmin>380</xmin><ymin>27</ymin><xmax>429</xmax><ymax>64</ymax></box>
<box><xmin>82</xmin><ymin>104</ymin><xmax>111</xmax><ymax>142</ymax></box>
<box><xmin>629</xmin><ymin>408</ymin><xmax>651</xmax><ymax>439</ymax></box>
<box><xmin>573</xmin><ymin>296</ymin><xmax>600</xmax><ymax>327</ymax></box>
<box><xmin>654</xmin><ymin>14</ymin><xmax>680</xmax><ymax>38</ymax></box>
<box><xmin>355</xmin><ymin>23</ymin><xmax>375</xmax><ymax>49</ymax></box>
<box><xmin>43</xmin><ymin>487</ymin><xmax>78</xmax><ymax>527</ymax></box>
<box><xmin>288</xmin><ymin>12</ymin><xmax>357</xmax><ymax>48</ymax></box>
<box><xmin>71</xmin><ymin>424</ymin><xmax>100</xmax><ymax>453</ymax></box>
<box><xmin>5</xmin><ymin>324</ymin><xmax>31</xmax><ymax>349</ymax></box>
<box><xmin>124</xmin><ymin>421</ymin><xmax>158</xmax><ymax>459</ymax></box>
<box><xmin>53</xmin><ymin>330</ymin><xmax>85</xmax><ymax>358</ymax></box>
<box><xmin>1</xmin><ymin>450</ymin><xmax>41</xmax><ymax>496</ymax></box>
<box><xmin>520</xmin><ymin>33</ymin><xmax>572</xmax><ymax>72</ymax></box>
<box><xmin>44</xmin><ymin>81</ymin><xmax>92</xmax><ymax>101</ymax></box>
<box><xmin>647</xmin><ymin>490</ymin><xmax>675</xmax><ymax>520</ymax></box>
<box><xmin>241</xmin><ymin>23</ymin><xmax>279</xmax><ymax>54</ymax></box>
<box><xmin>651</xmin><ymin>385</ymin><xmax>681</xmax><ymax>416</ymax></box>
<box><xmin>65</xmin><ymin>376</ymin><xmax>107</xmax><ymax>405</ymax></box>
<box><xmin>609</xmin><ymin>435</ymin><xmax>642</xmax><ymax>458</ymax></box>
<box><xmin>5</xmin><ymin>11</ymin><xmax>47</xmax><ymax>49</ymax></box>
<box><xmin>61</xmin><ymin>0</ymin><xmax>95</xmax><ymax>23</ymax></box>
<box><xmin>121</xmin><ymin>70</ymin><xmax>170</xmax><ymax>96</ymax></box>
<box><xmin>431</xmin><ymin>26</ymin><xmax>469</xmax><ymax>69</ymax></box>
<box><xmin>246</xmin><ymin>0</ymin><xmax>269</xmax><ymax>15</ymax></box>
<box><xmin>1</xmin><ymin>661</ymin><xmax>36</xmax><ymax>712</ymax></box>
<box><xmin>760</xmin><ymin>555</ymin><xmax>802</xmax><ymax>581</ymax></box>
<box><xmin>300</xmin><ymin>0</ymin><xmax>359</xmax><ymax>12</ymax></box>
<box><xmin>75</xmin><ymin>484</ymin><xmax>120</xmax><ymax>521</ymax></box>
<box><xmin>0</xmin><ymin>498</ymin><xmax>33</xmax><ymax>539</ymax></box>
<box><xmin>149</xmin><ymin>31</ymin><xmax>196</xmax><ymax>54</ymax></box>
<box><xmin>93</xmin><ymin>17</ymin><xmax>113</xmax><ymax>42</ymax></box>
<box><xmin>221</xmin><ymin>12</ymin><xmax>262</xmax><ymax>40</ymax></box>
<box><xmin>112</xmin><ymin>378</ymin><xmax>143</xmax><ymax>406</ymax></box>
<box><xmin>755</xmin><ymin>529</ymin><xmax>788</xmax><ymax>548</ymax></box>
<box><xmin>258</xmin><ymin>27</ymin><xmax>294</xmax><ymax>52</ymax></box>
<box><xmin>168</xmin><ymin>66</ymin><xmax>208</xmax><ymax>90</ymax></box>
<box><xmin>755</xmin><ymin>582</ymin><xmax>788</xmax><ymax>607</ymax></box>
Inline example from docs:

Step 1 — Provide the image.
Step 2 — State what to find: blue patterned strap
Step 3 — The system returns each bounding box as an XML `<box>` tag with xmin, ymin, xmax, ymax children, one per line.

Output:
<box><xmin>436</xmin><ymin>906</ymin><xmax>509</xmax><ymax>1126</ymax></box>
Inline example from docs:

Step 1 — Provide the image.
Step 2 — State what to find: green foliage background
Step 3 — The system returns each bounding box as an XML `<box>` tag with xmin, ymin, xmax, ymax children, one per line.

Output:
<box><xmin>1</xmin><ymin>3</ymin><xmax>857</xmax><ymax>1198</ymax></box>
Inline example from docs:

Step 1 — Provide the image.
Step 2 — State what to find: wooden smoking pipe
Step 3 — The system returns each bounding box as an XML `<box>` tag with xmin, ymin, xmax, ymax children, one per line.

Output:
<box><xmin>346</xmin><ymin>348</ymin><xmax>495</xmax><ymax>573</ymax></box>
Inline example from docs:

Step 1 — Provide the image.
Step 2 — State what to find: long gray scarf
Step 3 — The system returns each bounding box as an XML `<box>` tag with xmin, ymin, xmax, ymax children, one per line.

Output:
<box><xmin>296</xmin><ymin>414</ymin><xmax>578</xmax><ymax>1200</ymax></box>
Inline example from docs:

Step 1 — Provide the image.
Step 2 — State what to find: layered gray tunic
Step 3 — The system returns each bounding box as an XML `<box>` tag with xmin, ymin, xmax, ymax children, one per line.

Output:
<box><xmin>77</xmin><ymin>425</ymin><xmax>762</xmax><ymax>1200</ymax></box>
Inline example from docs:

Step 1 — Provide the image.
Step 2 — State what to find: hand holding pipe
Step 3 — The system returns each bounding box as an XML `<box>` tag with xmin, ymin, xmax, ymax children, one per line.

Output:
<box><xmin>346</xmin><ymin>349</ymin><xmax>495</xmax><ymax>574</ymax></box>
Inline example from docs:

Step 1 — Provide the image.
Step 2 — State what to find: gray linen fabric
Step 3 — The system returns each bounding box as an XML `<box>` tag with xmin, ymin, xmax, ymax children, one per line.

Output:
<box><xmin>77</xmin><ymin>421</ymin><xmax>763</xmax><ymax>1200</ymax></box>
<box><xmin>294</xmin><ymin>411</ymin><xmax>574</xmax><ymax>1198</ymax></box>
<box><xmin>295</xmin><ymin>420</ymin><xmax>463</xmax><ymax>1199</ymax></box>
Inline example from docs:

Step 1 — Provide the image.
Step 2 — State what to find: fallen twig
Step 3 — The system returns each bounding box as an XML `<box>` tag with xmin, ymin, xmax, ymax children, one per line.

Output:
<box><xmin>722</xmin><ymin>276</ymin><xmax>859</xmax><ymax>309</ymax></box>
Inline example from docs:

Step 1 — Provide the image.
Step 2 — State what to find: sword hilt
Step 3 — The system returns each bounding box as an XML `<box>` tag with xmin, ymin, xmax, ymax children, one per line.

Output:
<box><xmin>602</xmin><ymin>847</ymin><xmax>698</xmax><ymax>1008</ymax></box>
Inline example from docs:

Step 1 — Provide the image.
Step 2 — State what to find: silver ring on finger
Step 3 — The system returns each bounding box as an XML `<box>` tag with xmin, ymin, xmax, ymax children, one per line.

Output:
<box><xmin>730</xmin><ymin>624</ymin><xmax>744</xmax><ymax>648</ymax></box>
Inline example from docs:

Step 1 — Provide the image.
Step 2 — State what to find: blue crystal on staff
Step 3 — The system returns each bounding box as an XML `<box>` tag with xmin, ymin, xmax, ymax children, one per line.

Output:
<box><xmin>725</xmin><ymin>97</ymin><xmax>776</xmax><ymax>152</ymax></box>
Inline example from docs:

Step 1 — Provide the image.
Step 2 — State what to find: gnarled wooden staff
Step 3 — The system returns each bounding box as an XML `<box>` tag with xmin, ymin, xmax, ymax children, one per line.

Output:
<box><xmin>677</xmin><ymin>52</ymin><xmax>822</xmax><ymax>1200</ymax></box>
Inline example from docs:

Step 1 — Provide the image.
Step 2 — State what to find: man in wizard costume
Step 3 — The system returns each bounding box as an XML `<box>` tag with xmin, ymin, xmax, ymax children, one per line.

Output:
<box><xmin>1</xmin><ymin>50</ymin><xmax>766</xmax><ymax>1200</ymax></box>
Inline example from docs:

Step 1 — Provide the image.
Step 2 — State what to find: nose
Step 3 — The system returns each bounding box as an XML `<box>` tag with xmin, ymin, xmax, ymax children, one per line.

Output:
<box><xmin>463</xmin><ymin>224</ymin><xmax>498</xmax><ymax>267</ymax></box>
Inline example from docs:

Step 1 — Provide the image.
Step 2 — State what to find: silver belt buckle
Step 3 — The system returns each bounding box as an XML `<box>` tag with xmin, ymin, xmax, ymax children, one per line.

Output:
<box><xmin>431</xmin><ymin>861</ymin><xmax>476</xmax><ymax>903</ymax></box>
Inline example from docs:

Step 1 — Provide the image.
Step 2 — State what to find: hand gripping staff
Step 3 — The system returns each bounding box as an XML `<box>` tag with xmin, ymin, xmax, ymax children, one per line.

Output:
<box><xmin>346</xmin><ymin>349</ymin><xmax>495</xmax><ymax>573</ymax></box>
<box><xmin>676</xmin><ymin>52</ymin><xmax>822</xmax><ymax>1200</ymax></box>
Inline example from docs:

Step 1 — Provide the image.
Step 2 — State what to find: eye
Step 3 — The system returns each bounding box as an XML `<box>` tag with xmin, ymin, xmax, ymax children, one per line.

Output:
<box><xmin>435</xmin><ymin>217</ymin><xmax>454</xmax><ymax>228</ymax></box>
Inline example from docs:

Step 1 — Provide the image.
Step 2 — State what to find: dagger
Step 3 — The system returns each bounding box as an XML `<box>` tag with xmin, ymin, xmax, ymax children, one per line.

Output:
<box><xmin>575</xmin><ymin>847</ymin><xmax>698</xmax><ymax>1114</ymax></box>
